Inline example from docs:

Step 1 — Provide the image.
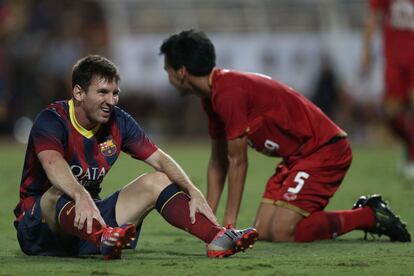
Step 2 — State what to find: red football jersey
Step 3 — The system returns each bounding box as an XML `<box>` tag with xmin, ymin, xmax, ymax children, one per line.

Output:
<box><xmin>370</xmin><ymin>0</ymin><xmax>414</xmax><ymax>61</ymax></box>
<box><xmin>202</xmin><ymin>69</ymin><xmax>345</xmax><ymax>164</ymax></box>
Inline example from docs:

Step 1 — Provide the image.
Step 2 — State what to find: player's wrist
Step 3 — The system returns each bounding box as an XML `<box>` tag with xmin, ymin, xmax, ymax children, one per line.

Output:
<box><xmin>188</xmin><ymin>187</ymin><xmax>203</xmax><ymax>199</ymax></box>
<box><xmin>73</xmin><ymin>187</ymin><xmax>90</xmax><ymax>202</ymax></box>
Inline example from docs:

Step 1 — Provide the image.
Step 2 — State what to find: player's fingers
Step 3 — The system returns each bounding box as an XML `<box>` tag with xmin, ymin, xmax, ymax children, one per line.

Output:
<box><xmin>207</xmin><ymin>213</ymin><xmax>219</xmax><ymax>226</ymax></box>
<box><xmin>74</xmin><ymin>212</ymin><xmax>80</xmax><ymax>228</ymax></box>
<box><xmin>95</xmin><ymin>213</ymin><xmax>106</xmax><ymax>227</ymax></box>
<box><xmin>189</xmin><ymin>202</ymin><xmax>196</xmax><ymax>224</ymax></box>
<box><xmin>86</xmin><ymin>215</ymin><xmax>93</xmax><ymax>234</ymax></box>
<box><xmin>202</xmin><ymin>207</ymin><xmax>219</xmax><ymax>225</ymax></box>
<box><xmin>78</xmin><ymin>213</ymin><xmax>86</xmax><ymax>230</ymax></box>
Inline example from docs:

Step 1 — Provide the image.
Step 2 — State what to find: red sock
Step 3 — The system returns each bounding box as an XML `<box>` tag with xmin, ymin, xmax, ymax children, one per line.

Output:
<box><xmin>389</xmin><ymin>113</ymin><xmax>414</xmax><ymax>160</ymax></box>
<box><xmin>407</xmin><ymin>117</ymin><xmax>414</xmax><ymax>161</ymax></box>
<box><xmin>58</xmin><ymin>201</ymin><xmax>104</xmax><ymax>246</ymax></box>
<box><xmin>294</xmin><ymin>207</ymin><xmax>375</xmax><ymax>242</ymax></box>
<box><xmin>407</xmin><ymin>144</ymin><xmax>414</xmax><ymax>161</ymax></box>
<box><xmin>159</xmin><ymin>192</ymin><xmax>222</xmax><ymax>243</ymax></box>
<box><xmin>389</xmin><ymin>113</ymin><xmax>410</xmax><ymax>142</ymax></box>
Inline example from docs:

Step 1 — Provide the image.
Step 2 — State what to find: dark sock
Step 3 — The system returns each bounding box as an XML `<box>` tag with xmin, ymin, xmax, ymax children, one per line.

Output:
<box><xmin>294</xmin><ymin>207</ymin><xmax>375</xmax><ymax>242</ymax></box>
<box><xmin>155</xmin><ymin>183</ymin><xmax>222</xmax><ymax>243</ymax></box>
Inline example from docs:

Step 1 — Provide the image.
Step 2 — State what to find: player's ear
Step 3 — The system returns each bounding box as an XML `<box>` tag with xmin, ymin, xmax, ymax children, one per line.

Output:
<box><xmin>73</xmin><ymin>84</ymin><xmax>85</xmax><ymax>101</ymax></box>
<box><xmin>180</xmin><ymin>66</ymin><xmax>188</xmax><ymax>77</ymax></box>
<box><xmin>178</xmin><ymin>66</ymin><xmax>188</xmax><ymax>82</ymax></box>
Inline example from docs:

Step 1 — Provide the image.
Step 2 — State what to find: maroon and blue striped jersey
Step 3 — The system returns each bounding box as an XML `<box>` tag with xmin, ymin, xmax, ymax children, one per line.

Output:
<box><xmin>14</xmin><ymin>99</ymin><xmax>158</xmax><ymax>225</ymax></box>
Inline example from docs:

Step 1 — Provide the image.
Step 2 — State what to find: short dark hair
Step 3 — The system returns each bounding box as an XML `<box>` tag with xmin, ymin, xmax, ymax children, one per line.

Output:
<box><xmin>72</xmin><ymin>54</ymin><xmax>120</xmax><ymax>90</ymax></box>
<box><xmin>160</xmin><ymin>29</ymin><xmax>216</xmax><ymax>76</ymax></box>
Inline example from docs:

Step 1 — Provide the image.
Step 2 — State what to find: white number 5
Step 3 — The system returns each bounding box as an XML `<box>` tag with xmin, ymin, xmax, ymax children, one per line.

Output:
<box><xmin>288</xmin><ymin>171</ymin><xmax>309</xmax><ymax>194</ymax></box>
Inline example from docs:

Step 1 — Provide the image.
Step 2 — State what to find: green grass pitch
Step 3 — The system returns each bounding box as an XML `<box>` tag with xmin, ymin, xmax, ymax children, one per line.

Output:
<box><xmin>0</xmin><ymin>140</ymin><xmax>413</xmax><ymax>275</ymax></box>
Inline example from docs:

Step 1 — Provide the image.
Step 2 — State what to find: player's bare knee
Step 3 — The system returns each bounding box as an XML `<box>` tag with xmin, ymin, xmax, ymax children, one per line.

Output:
<box><xmin>142</xmin><ymin>171</ymin><xmax>170</xmax><ymax>186</ymax></box>
<box><xmin>40</xmin><ymin>186</ymin><xmax>63</xmax><ymax>231</ymax></box>
<box><xmin>133</xmin><ymin>171</ymin><xmax>172</xmax><ymax>196</ymax></box>
<box><xmin>256</xmin><ymin>226</ymin><xmax>272</xmax><ymax>241</ymax></box>
<box><xmin>148</xmin><ymin>171</ymin><xmax>171</xmax><ymax>185</ymax></box>
<box><xmin>254</xmin><ymin>220</ymin><xmax>272</xmax><ymax>241</ymax></box>
<box><xmin>41</xmin><ymin>186</ymin><xmax>63</xmax><ymax>208</ymax></box>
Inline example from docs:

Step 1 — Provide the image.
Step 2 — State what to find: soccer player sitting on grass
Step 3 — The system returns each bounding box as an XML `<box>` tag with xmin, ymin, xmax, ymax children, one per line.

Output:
<box><xmin>13</xmin><ymin>55</ymin><xmax>258</xmax><ymax>260</ymax></box>
<box><xmin>160</xmin><ymin>29</ymin><xmax>411</xmax><ymax>243</ymax></box>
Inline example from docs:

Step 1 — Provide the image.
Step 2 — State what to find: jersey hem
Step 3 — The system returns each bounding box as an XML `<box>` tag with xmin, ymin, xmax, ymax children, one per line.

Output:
<box><xmin>261</xmin><ymin>198</ymin><xmax>310</xmax><ymax>217</ymax></box>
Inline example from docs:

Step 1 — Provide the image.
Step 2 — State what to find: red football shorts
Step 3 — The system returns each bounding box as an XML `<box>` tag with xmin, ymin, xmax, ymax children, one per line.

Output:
<box><xmin>262</xmin><ymin>138</ymin><xmax>352</xmax><ymax>216</ymax></box>
<box><xmin>384</xmin><ymin>58</ymin><xmax>414</xmax><ymax>101</ymax></box>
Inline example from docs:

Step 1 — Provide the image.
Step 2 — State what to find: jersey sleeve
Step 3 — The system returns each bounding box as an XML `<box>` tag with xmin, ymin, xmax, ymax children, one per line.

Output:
<box><xmin>202</xmin><ymin>99</ymin><xmax>226</xmax><ymax>139</ymax></box>
<box><xmin>213</xmin><ymin>86</ymin><xmax>249</xmax><ymax>140</ymax></box>
<box><xmin>31</xmin><ymin>109</ymin><xmax>67</xmax><ymax>155</ymax></box>
<box><xmin>119</xmin><ymin>110</ymin><xmax>158</xmax><ymax>160</ymax></box>
<box><xmin>370</xmin><ymin>0</ymin><xmax>387</xmax><ymax>11</ymax></box>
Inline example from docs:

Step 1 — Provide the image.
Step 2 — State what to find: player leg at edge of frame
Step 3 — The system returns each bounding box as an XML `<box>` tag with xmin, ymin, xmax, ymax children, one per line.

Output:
<box><xmin>352</xmin><ymin>194</ymin><xmax>411</xmax><ymax>242</ymax></box>
<box><xmin>255</xmin><ymin>194</ymin><xmax>411</xmax><ymax>243</ymax></box>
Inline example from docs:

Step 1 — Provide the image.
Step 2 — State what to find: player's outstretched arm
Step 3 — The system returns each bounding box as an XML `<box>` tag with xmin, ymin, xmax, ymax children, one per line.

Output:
<box><xmin>145</xmin><ymin>148</ymin><xmax>219</xmax><ymax>225</ymax></box>
<box><xmin>224</xmin><ymin>136</ymin><xmax>248</xmax><ymax>227</ymax></box>
<box><xmin>207</xmin><ymin>138</ymin><xmax>228</xmax><ymax>214</ymax></box>
<box><xmin>38</xmin><ymin>150</ymin><xmax>106</xmax><ymax>233</ymax></box>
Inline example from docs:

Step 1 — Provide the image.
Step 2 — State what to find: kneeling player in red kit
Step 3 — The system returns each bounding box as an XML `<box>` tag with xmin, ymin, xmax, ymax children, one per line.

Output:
<box><xmin>160</xmin><ymin>29</ymin><xmax>411</xmax><ymax>243</ymax></box>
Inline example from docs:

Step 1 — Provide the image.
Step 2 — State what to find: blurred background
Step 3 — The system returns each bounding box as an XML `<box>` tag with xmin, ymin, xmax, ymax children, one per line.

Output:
<box><xmin>0</xmin><ymin>0</ymin><xmax>386</xmax><ymax>145</ymax></box>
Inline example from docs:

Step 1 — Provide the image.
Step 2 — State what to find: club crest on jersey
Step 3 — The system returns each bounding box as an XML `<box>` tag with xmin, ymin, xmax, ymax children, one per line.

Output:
<box><xmin>99</xmin><ymin>139</ymin><xmax>117</xmax><ymax>157</ymax></box>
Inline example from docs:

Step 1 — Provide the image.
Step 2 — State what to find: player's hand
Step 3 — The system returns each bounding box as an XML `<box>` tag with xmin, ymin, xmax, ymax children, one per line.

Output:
<box><xmin>188</xmin><ymin>189</ymin><xmax>219</xmax><ymax>226</ymax></box>
<box><xmin>74</xmin><ymin>193</ymin><xmax>106</xmax><ymax>234</ymax></box>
